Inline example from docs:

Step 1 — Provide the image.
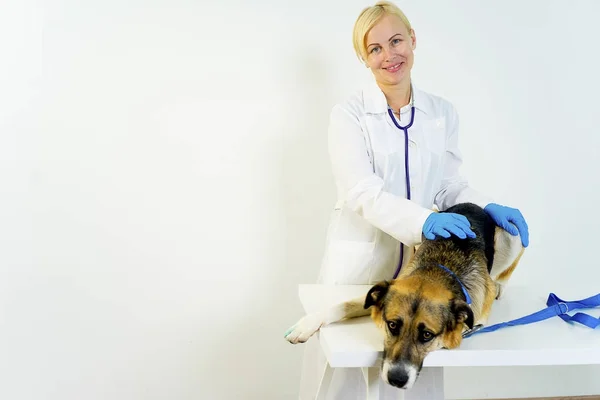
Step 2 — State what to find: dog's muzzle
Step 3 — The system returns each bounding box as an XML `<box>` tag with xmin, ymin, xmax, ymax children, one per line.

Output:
<box><xmin>383</xmin><ymin>361</ymin><xmax>418</xmax><ymax>389</ymax></box>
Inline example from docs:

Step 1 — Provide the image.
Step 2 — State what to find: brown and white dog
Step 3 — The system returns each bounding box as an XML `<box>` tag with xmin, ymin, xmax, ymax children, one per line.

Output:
<box><xmin>285</xmin><ymin>202</ymin><xmax>525</xmax><ymax>390</ymax></box>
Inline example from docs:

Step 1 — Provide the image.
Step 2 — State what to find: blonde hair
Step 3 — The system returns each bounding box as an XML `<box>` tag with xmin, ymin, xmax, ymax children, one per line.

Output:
<box><xmin>352</xmin><ymin>1</ymin><xmax>413</xmax><ymax>63</ymax></box>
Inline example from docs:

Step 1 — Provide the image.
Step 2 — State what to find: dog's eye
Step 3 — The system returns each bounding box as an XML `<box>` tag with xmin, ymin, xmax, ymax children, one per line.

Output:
<box><xmin>387</xmin><ymin>321</ymin><xmax>399</xmax><ymax>334</ymax></box>
<box><xmin>420</xmin><ymin>331</ymin><xmax>434</xmax><ymax>343</ymax></box>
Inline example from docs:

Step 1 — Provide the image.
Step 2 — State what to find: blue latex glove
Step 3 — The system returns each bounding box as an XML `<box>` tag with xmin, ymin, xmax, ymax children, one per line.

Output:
<box><xmin>484</xmin><ymin>203</ymin><xmax>529</xmax><ymax>247</ymax></box>
<box><xmin>422</xmin><ymin>212</ymin><xmax>476</xmax><ymax>240</ymax></box>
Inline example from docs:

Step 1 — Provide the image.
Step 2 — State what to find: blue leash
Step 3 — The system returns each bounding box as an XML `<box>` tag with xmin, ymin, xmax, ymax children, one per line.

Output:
<box><xmin>463</xmin><ymin>292</ymin><xmax>600</xmax><ymax>338</ymax></box>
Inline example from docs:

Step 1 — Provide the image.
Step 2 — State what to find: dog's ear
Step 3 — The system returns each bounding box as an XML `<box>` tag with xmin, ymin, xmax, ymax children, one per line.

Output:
<box><xmin>451</xmin><ymin>299</ymin><xmax>474</xmax><ymax>330</ymax></box>
<box><xmin>442</xmin><ymin>299</ymin><xmax>474</xmax><ymax>349</ymax></box>
<box><xmin>364</xmin><ymin>280</ymin><xmax>390</xmax><ymax>309</ymax></box>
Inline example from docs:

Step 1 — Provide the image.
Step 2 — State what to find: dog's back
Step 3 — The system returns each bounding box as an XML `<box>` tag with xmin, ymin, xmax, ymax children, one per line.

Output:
<box><xmin>407</xmin><ymin>202</ymin><xmax>524</xmax><ymax>316</ymax></box>
<box><xmin>412</xmin><ymin>203</ymin><xmax>496</xmax><ymax>275</ymax></box>
<box><xmin>441</xmin><ymin>202</ymin><xmax>497</xmax><ymax>272</ymax></box>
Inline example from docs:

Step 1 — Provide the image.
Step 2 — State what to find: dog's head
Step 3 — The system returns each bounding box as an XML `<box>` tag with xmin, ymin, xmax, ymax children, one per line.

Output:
<box><xmin>364</xmin><ymin>276</ymin><xmax>474</xmax><ymax>389</ymax></box>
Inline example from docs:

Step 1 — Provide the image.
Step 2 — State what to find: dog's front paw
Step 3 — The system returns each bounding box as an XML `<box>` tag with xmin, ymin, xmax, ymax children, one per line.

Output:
<box><xmin>284</xmin><ymin>314</ymin><xmax>324</xmax><ymax>344</ymax></box>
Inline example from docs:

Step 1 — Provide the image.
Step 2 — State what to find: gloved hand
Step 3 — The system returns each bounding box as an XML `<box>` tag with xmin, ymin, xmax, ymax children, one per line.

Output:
<box><xmin>422</xmin><ymin>212</ymin><xmax>476</xmax><ymax>240</ymax></box>
<box><xmin>484</xmin><ymin>203</ymin><xmax>529</xmax><ymax>247</ymax></box>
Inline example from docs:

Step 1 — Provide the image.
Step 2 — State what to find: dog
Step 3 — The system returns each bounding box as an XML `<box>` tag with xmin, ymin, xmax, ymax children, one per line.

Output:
<box><xmin>285</xmin><ymin>202</ymin><xmax>525</xmax><ymax>390</ymax></box>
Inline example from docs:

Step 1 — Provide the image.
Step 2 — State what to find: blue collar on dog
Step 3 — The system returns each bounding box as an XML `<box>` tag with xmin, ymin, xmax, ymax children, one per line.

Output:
<box><xmin>437</xmin><ymin>264</ymin><xmax>472</xmax><ymax>305</ymax></box>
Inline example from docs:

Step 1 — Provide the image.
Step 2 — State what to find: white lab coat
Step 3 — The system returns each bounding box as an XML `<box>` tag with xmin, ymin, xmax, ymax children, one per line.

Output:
<box><xmin>299</xmin><ymin>80</ymin><xmax>493</xmax><ymax>399</ymax></box>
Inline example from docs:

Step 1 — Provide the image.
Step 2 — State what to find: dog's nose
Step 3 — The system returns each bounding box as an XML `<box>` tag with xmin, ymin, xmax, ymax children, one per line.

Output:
<box><xmin>387</xmin><ymin>366</ymin><xmax>409</xmax><ymax>388</ymax></box>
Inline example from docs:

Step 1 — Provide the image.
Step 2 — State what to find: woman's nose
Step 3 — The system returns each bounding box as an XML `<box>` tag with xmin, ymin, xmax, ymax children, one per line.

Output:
<box><xmin>382</xmin><ymin>46</ymin><xmax>393</xmax><ymax>61</ymax></box>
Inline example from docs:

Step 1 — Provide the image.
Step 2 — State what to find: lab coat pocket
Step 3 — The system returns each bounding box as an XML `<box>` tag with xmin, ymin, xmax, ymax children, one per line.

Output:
<box><xmin>321</xmin><ymin>240</ymin><xmax>376</xmax><ymax>284</ymax></box>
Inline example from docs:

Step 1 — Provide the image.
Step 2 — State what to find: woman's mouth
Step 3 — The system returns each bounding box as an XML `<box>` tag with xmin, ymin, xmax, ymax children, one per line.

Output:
<box><xmin>384</xmin><ymin>62</ymin><xmax>403</xmax><ymax>73</ymax></box>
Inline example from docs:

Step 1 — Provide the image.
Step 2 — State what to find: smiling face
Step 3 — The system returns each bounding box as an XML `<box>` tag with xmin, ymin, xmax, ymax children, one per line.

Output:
<box><xmin>364</xmin><ymin>278</ymin><xmax>474</xmax><ymax>389</ymax></box>
<box><xmin>364</xmin><ymin>14</ymin><xmax>416</xmax><ymax>88</ymax></box>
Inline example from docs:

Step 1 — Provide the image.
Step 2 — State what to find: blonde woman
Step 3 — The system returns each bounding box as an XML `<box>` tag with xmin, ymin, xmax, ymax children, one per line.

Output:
<box><xmin>294</xmin><ymin>1</ymin><xmax>529</xmax><ymax>398</ymax></box>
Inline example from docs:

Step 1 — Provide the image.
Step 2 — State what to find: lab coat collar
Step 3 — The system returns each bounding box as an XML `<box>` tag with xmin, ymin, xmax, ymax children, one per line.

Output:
<box><xmin>363</xmin><ymin>79</ymin><xmax>431</xmax><ymax>116</ymax></box>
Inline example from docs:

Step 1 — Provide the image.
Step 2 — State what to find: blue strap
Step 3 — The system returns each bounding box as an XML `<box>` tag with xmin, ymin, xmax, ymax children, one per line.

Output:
<box><xmin>437</xmin><ymin>264</ymin><xmax>472</xmax><ymax>305</ymax></box>
<box><xmin>463</xmin><ymin>292</ymin><xmax>600</xmax><ymax>338</ymax></box>
<box><xmin>549</xmin><ymin>292</ymin><xmax>600</xmax><ymax>328</ymax></box>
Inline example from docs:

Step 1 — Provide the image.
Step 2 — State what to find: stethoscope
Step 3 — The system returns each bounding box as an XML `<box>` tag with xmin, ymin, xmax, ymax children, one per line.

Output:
<box><xmin>387</xmin><ymin>84</ymin><xmax>416</xmax><ymax>279</ymax></box>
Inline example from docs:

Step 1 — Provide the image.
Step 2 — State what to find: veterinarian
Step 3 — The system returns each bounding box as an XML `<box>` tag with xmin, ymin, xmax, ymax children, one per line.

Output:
<box><xmin>297</xmin><ymin>1</ymin><xmax>530</xmax><ymax>399</ymax></box>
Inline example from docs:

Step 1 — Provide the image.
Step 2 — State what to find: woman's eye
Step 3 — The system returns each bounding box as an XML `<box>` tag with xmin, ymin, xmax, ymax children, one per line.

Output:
<box><xmin>370</xmin><ymin>46</ymin><xmax>381</xmax><ymax>54</ymax></box>
<box><xmin>392</xmin><ymin>38</ymin><xmax>402</xmax><ymax>45</ymax></box>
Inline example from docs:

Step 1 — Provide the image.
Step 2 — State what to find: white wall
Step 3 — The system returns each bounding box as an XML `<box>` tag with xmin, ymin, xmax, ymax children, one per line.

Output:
<box><xmin>1</xmin><ymin>0</ymin><xmax>599</xmax><ymax>399</ymax></box>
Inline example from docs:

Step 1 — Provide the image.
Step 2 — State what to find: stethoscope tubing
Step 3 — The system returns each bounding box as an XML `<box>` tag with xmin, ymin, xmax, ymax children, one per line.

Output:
<box><xmin>387</xmin><ymin>96</ymin><xmax>416</xmax><ymax>279</ymax></box>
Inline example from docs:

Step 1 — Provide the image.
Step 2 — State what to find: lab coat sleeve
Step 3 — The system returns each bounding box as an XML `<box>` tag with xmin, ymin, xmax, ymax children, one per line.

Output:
<box><xmin>328</xmin><ymin>104</ymin><xmax>433</xmax><ymax>247</ymax></box>
<box><xmin>433</xmin><ymin>105</ymin><xmax>494</xmax><ymax>211</ymax></box>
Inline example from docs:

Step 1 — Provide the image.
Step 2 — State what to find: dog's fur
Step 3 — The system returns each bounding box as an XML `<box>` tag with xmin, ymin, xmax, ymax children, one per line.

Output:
<box><xmin>285</xmin><ymin>202</ymin><xmax>525</xmax><ymax>390</ymax></box>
